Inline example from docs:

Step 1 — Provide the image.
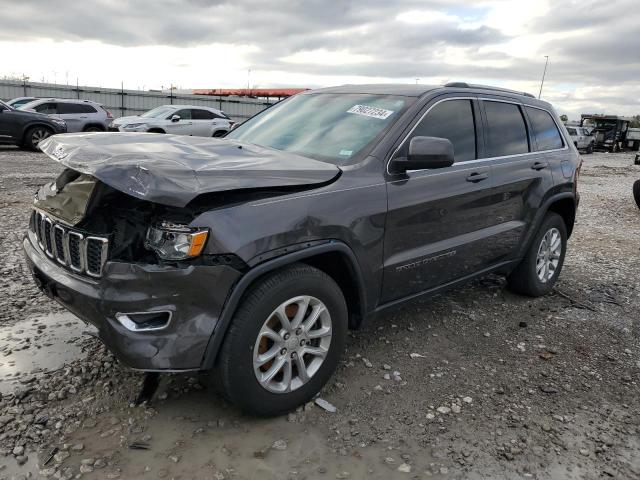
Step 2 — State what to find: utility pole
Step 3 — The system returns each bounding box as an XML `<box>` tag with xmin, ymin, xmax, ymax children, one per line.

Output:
<box><xmin>247</xmin><ymin>69</ymin><xmax>251</xmax><ymax>90</ymax></box>
<box><xmin>538</xmin><ymin>55</ymin><xmax>549</xmax><ymax>99</ymax></box>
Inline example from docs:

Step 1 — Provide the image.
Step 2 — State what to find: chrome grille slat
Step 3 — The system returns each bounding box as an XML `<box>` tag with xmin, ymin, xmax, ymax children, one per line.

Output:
<box><xmin>30</xmin><ymin>209</ymin><xmax>108</xmax><ymax>277</ymax></box>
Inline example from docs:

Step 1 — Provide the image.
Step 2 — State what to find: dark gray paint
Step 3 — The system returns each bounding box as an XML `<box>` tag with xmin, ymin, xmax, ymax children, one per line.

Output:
<box><xmin>24</xmin><ymin>84</ymin><xmax>581</xmax><ymax>372</ymax></box>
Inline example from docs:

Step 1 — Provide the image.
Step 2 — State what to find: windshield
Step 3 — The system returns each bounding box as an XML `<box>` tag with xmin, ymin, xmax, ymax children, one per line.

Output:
<box><xmin>226</xmin><ymin>93</ymin><xmax>411</xmax><ymax>164</ymax></box>
<box><xmin>140</xmin><ymin>106</ymin><xmax>175</xmax><ymax>118</ymax></box>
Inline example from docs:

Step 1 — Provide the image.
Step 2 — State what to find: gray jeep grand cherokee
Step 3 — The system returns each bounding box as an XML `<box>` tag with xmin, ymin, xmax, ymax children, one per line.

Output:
<box><xmin>24</xmin><ymin>83</ymin><xmax>581</xmax><ymax>415</ymax></box>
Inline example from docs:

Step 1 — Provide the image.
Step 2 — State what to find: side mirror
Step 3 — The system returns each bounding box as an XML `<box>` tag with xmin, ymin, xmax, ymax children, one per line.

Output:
<box><xmin>390</xmin><ymin>136</ymin><xmax>455</xmax><ymax>173</ymax></box>
<box><xmin>171</xmin><ymin>114</ymin><xmax>181</xmax><ymax>122</ymax></box>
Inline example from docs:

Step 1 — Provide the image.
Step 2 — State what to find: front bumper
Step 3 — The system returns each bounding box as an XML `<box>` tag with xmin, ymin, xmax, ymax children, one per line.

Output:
<box><xmin>23</xmin><ymin>230</ymin><xmax>242</xmax><ymax>371</ymax></box>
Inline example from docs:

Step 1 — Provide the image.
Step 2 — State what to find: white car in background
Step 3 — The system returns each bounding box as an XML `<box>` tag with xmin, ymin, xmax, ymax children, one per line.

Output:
<box><xmin>565</xmin><ymin>126</ymin><xmax>595</xmax><ymax>154</ymax></box>
<box><xmin>110</xmin><ymin>105</ymin><xmax>234</xmax><ymax>137</ymax></box>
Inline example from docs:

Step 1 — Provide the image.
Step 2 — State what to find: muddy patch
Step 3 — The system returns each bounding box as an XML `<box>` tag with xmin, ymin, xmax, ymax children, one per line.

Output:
<box><xmin>0</xmin><ymin>313</ymin><xmax>90</xmax><ymax>394</ymax></box>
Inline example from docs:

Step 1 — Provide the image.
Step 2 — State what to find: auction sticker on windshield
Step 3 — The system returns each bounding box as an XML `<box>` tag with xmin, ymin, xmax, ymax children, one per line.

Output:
<box><xmin>347</xmin><ymin>105</ymin><xmax>394</xmax><ymax>120</ymax></box>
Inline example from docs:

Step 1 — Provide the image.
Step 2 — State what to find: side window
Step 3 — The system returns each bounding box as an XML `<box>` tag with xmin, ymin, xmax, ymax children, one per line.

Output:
<box><xmin>192</xmin><ymin>109</ymin><xmax>215</xmax><ymax>120</ymax></box>
<box><xmin>171</xmin><ymin>109</ymin><xmax>192</xmax><ymax>120</ymax></box>
<box><xmin>525</xmin><ymin>107</ymin><xmax>564</xmax><ymax>151</ymax></box>
<box><xmin>483</xmin><ymin>101</ymin><xmax>529</xmax><ymax>157</ymax></box>
<box><xmin>566</xmin><ymin>127</ymin><xmax>577</xmax><ymax>135</ymax></box>
<box><xmin>404</xmin><ymin>99</ymin><xmax>476</xmax><ymax>162</ymax></box>
<box><xmin>35</xmin><ymin>103</ymin><xmax>58</xmax><ymax>115</ymax></box>
<box><xmin>57</xmin><ymin>103</ymin><xmax>96</xmax><ymax>114</ymax></box>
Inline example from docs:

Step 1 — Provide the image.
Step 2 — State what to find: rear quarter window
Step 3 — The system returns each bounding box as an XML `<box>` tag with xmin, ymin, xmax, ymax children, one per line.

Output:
<box><xmin>483</xmin><ymin>101</ymin><xmax>529</xmax><ymax>157</ymax></box>
<box><xmin>525</xmin><ymin>107</ymin><xmax>564</xmax><ymax>151</ymax></box>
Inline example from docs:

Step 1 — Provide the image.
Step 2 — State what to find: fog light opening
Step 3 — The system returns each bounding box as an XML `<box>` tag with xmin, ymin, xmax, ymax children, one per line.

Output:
<box><xmin>115</xmin><ymin>311</ymin><xmax>172</xmax><ymax>332</ymax></box>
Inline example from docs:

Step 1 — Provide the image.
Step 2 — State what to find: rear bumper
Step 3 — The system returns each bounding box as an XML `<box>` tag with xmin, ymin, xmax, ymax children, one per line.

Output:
<box><xmin>23</xmin><ymin>231</ymin><xmax>242</xmax><ymax>371</ymax></box>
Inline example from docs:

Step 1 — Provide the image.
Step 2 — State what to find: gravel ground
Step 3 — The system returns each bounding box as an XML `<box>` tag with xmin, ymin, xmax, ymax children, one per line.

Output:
<box><xmin>0</xmin><ymin>145</ymin><xmax>639</xmax><ymax>479</ymax></box>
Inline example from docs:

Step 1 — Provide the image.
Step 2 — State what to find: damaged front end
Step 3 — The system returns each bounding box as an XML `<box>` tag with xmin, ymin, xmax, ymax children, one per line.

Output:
<box><xmin>24</xmin><ymin>133</ymin><xmax>341</xmax><ymax>371</ymax></box>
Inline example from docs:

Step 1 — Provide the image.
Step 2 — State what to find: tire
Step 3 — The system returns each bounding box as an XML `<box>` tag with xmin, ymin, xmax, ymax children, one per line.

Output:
<box><xmin>216</xmin><ymin>263</ymin><xmax>347</xmax><ymax>416</ymax></box>
<box><xmin>633</xmin><ymin>180</ymin><xmax>640</xmax><ymax>209</ymax></box>
<box><xmin>23</xmin><ymin>126</ymin><xmax>53</xmax><ymax>151</ymax></box>
<box><xmin>147</xmin><ymin>129</ymin><xmax>165</xmax><ymax>134</ymax></box>
<box><xmin>507</xmin><ymin>213</ymin><xmax>567</xmax><ymax>297</ymax></box>
<box><xmin>83</xmin><ymin>126</ymin><xmax>104</xmax><ymax>132</ymax></box>
<box><xmin>586</xmin><ymin>143</ymin><xmax>594</xmax><ymax>154</ymax></box>
<box><xmin>212</xmin><ymin>130</ymin><xmax>226</xmax><ymax>137</ymax></box>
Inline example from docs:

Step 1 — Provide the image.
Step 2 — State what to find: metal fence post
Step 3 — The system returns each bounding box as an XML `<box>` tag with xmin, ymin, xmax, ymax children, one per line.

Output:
<box><xmin>121</xmin><ymin>81</ymin><xmax>125</xmax><ymax>116</ymax></box>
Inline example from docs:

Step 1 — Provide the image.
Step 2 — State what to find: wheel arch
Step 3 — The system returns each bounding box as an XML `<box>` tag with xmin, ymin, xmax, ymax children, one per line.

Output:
<box><xmin>515</xmin><ymin>192</ymin><xmax>577</xmax><ymax>261</ymax></box>
<box><xmin>147</xmin><ymin>127</ymin><xmax>166</xmax><ymax>134</ymax></box>
<box><xmin>200</xmin><ymin>241</ymin><xmax>367</xmax><ymax>369</ymax></box>
<box><xmin>21</xmin><ymin>122</ymin><xmax>54</xmax><ymax>143</ymax></box>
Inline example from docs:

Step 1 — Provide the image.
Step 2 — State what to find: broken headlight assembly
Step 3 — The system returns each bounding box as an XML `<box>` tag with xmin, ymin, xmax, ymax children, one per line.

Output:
<box><xmin>145</xmin><ymin>222</ymin><xmax>209</xmax><ymax>260</ymax></box>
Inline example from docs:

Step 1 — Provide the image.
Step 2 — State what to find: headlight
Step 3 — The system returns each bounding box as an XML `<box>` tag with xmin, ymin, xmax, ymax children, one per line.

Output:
<box><xmin>145</xmin><ymin>222</ymin><xmax>209</xmax><ymax>260</ymax></box>
<box><xmin>52</xmin><ymin>118</ymin><xmax>66</xmax><ymax>125</ymax></box>
<box><xmin>123</xmin><ymin>123</ymin><xmax>147</xmax><ymax>129</ymax></box>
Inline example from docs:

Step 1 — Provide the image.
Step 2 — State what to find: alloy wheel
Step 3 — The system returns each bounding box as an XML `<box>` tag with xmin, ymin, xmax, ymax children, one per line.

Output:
<box><xmin>536</xmin><ymin>227</ymin><xmax>562</xmax><ymax>283</ymax></box>
<box><xmin>253</xmin><ymin>295</ymin><xmax>332</xmax><ymax>393</ymax></box>
<box><xmin>32</xmin><ymin>128</ymin><xmax>51</xmax><ymax>145</ymax></box>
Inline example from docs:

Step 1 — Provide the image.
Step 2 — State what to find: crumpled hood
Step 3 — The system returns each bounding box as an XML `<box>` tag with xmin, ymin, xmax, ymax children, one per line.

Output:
<box><xmin>39</xmin><ymin>132</ymin><xmax>340</xmax><ymax>208</ymax></box>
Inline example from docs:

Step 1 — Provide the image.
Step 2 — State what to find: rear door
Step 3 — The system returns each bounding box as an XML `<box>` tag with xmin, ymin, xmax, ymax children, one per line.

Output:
<box><xmin>190</xmin><ymin>109</ymin><xmax>214</xmax><ymax>136</ymax></box>
<box><xmin>382</xmin><ymin>96</ymin><xmax>508</xmax><ymax>302</ymax></box>
<box><xmin>482</xmin><ymin>99</ymin><xmax>560</xmax><ymax>261</ymax></box>
<box><xmin>57</xmin><ymin>103</ymin><xmax>97</xmax><ymax>132</ymax></box>
<box><xmin>0</xmin><ymin>102</ymin><xmax>18</xmax><ymax>141</ymax></box>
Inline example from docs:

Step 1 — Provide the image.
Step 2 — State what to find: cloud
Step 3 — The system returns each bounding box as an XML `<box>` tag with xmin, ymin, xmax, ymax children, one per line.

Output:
<box><xmin>0</xmin><ymin>0</ymin><xmax>638</xmax><ymax>117</ymax></box>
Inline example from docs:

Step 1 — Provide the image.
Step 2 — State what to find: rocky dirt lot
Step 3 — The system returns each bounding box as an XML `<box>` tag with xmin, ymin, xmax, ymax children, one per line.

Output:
<box><xmin>0</xmin><ymin>145</ymin><xmax>639</xmax><ymax>480</ymax></box>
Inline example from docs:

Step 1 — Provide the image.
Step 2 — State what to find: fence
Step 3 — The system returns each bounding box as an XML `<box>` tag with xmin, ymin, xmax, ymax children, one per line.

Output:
<box><xmin>0</xmin><ymin>80</ymin><xmax>274</xmax><ymax>122</ymax></box>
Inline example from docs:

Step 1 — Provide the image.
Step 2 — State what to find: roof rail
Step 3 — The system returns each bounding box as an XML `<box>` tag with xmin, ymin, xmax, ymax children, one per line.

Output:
<box><xmin>444</xmin><ymin>82</ymin><xmax>536</xmax><ymax>99</ymax></box>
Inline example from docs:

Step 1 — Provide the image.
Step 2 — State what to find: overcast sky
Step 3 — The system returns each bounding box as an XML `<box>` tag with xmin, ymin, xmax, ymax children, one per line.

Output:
<box><xmin>1</xmin><ymin>0</ymin><xmax>638</xmax><ymax>118</ymax></box>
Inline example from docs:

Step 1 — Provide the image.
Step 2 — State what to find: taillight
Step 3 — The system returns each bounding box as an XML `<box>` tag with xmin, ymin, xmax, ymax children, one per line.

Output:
<box><xmin>106</xmin><ymin>110</ymin><xmax>113</xmax><ymax>119</ymax></box>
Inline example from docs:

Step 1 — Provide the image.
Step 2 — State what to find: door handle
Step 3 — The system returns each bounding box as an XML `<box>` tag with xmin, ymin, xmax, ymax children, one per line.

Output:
<box><xmin>531</xmin><ymin>161</ymin><xmax>548</xmax><ymax>170</ymax></box>
<box><xmin>466</xmin><ymin>172</ymin><xmax>489</xmax><ymax>183</ymax></box>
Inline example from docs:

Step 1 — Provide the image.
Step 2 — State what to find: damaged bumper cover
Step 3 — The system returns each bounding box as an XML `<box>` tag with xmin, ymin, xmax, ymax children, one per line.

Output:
<box><xmin>23</xmin><ymin>230</ymin><xmax>242</xmax><ymax>371</ymax></box>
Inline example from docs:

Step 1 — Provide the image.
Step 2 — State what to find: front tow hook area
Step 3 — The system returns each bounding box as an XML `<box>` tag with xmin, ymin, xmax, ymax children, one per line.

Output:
<box><xmin>134</xmin><ymin>372</ymin><xmax>161</xmax><ymax>405</ymax></box>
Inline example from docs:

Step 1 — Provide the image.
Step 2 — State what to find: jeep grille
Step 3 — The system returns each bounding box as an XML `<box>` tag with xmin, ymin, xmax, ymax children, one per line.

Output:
<box><xmin>31</xmin><ymin>210</ymin><xmax>109</xmax><ymax>277</ymax></box>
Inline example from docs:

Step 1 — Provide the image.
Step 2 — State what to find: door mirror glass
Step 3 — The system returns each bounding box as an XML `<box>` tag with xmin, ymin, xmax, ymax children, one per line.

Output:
<box><xmin>171</xmin><ymin>114</ymin><xmax>181</xmax><ymax>122</ymax></box>
<box><xmin>391</xmin><ymin>136</ymin><xmax>455</xmax><ymax>173</ymax></box>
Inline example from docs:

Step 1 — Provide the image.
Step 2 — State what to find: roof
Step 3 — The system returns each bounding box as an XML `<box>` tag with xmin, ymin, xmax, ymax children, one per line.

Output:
<box><xmin>308</xmin><ymin>84</ymin><xmax>439</xmax><ymax>97</ymax></box>
<box><xmin>306</xmin><ymin>82</ymin><xmax>539</xmax><ymax>101</ymax></box>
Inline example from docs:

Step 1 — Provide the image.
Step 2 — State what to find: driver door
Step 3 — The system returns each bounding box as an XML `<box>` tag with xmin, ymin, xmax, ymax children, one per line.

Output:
<box><xmin>382</xmin><ymin>97</ymin><xmax>503</xmax><ymax>303</ymax></box>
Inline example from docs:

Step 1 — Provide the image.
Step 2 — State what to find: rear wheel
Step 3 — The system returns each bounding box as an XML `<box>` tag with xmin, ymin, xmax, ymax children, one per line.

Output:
<box><xmin>216</xmin><ymin>264</ymin><xmax>347</xmax><ymax>416</ymax></box>
<box><xmin>633</xmin><ymin>180</ymin><xmax>640</xmax><ymax>209</ymax></box>
<box><xmin>24</xmin><ymin>126</ymin><xmax>52</xmax><ymax>151</ymax></box>
<box><xmin>212</xmin><ymin>130</ymin><xmax>226</xmax><ymax>137</ymax></box>
<box><xmin>83</xmin><ymin>126</ymin><xmax>103</xmax><ymax>132</ymax></box>
<box><xmin>586</xmin><ymin>142</ymin><xmax>594</xmax><ymax>154</ymax></box>
<box><xmin>507</xmin><ymin>213</ymin><xmax>567</xmax><ymax>297</ymax></box>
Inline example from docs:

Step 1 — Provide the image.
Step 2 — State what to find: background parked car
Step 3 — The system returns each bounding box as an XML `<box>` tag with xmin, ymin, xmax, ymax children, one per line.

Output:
<box><xmin>109</xmin><ymin>105</ymin><xmax>234</xmax><ymax>137</ymax></box>
<box><xmin>0</xmin><ymin>99</ymin><xmax>66</xmax><ymax>150</ymax></box>
<box><xmin>19</xmin><ymin>98</ymin><xmax>112</xmax><ymax>132</ymax></box>
<box><xmin>6</xmin><ymin>96</ymin><xmax>37</xmax><ymax>109</ymax></box>
<box><xmin>566</xmin><ymin>126</ymin><xmax>595</xmax><ymax>153</ymax></box>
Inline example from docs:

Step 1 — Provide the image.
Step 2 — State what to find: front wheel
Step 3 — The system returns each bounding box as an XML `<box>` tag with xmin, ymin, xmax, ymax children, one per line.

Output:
<box><xmin>216</xmin><ymin>264</ymin><xmax>347</xmax><ymax>416</ymax></box>
<box><xmin>586</xmin><ymin>143</ymin><xmax>594</xmax><ymax>154</ymax></box>
<box><xmin>507</xmin><ymin>213</ymin><xmax>567</xmax><ymax>297</ymax></box>
<box><xmin>212</xmin><ymin>130</ymin><xmax>226</xmax><ymax>137</ymax></box>
<box><xmin>633</xmin><ymin>180</ymin><xmax>640</xmax><ymax>209</ymax></box>
<box><xmin>24</xmin><ymin>126</ymin><xmax>52</xmax><ymax>151</ymax></box>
